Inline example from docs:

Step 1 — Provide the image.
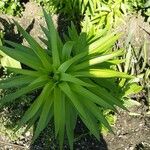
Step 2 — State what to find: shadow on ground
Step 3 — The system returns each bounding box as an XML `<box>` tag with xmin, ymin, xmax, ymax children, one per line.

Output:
<box><xmin>0</xmin><ymin>17</ymin><xmax>35</xmax><ymax>43</ymax></box>
<box><xmin>30</xmin><ymin>119</ymin><xmax>108</xmax><ymax>150</ymax></box>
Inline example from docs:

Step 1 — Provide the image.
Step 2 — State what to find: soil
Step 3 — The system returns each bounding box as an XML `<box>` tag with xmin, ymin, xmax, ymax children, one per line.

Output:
<box><xmin>0</xmin><ymin>1</ymin><xmax>150</xmax><ymax>150</ymax></box>
<box><xmin>105</xmin><ymin>105</ymin><xmax>150</xmax><ymax>150</ymax></box>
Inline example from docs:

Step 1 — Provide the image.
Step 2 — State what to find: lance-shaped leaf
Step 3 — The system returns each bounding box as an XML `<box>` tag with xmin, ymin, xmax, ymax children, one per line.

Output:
<box><xmin>0</xmin><ymin>45</ymin><xmax>43</xmax><ymax>70</ymax></box>
<box><xmin>0</xmin><ymin>79</ymin><xmax>47</xmax><ymax>107</ymax></box>
<box><xmin>17</xmin><ymin>82</ymin><xmax>53</xmax><ymax>130</ymax></box>
<box><xmin>65</xmin><ymin>98</ymin><xmax>77</xmax><ymax>150</ymax></box>
<box><xmin>6</xmin><ymin>67</ymin><xmax>43</xmax><ymax>77</ymax></box>
<box><xmin>79</xmin><ymin>95</ymin><xmax>112</xmax><ymax>132</ymax></box>
<box><xmin>71</xmin><ymin>49</ymin><xmax>124</xmax><ymax>71</ymax></box>
<box><xmin>73</xmin><ymin>69</ymin><xmax>134</xmax><ymax>78</ymax></box>
<box><xmin>0</xmin><ymin>75</ymin><xmax>34</xmax><ymax>89</ymax></box>
<box><xmin>33</xmin><ymin>84</ymin><xmax>54</xmax><ymax>141</ymax></box>
<box><xmin>89</xmin><ymin>33</ymin><xmax>121</xmax><ymax>54</ymax></box>
<box><xmin>58</xmin><ymin>51</ymin><xmax>87</xmax><ymax>72</ymax></box>
<box><xmin>86</xmin><ymin>79</ymin><xmax>127</xmax><ymax>110</ymax></box>
<box><xmin>60</xmin><ymin>73</ymin><xmax>94</xmax><ymax>87</ymax></box>
<box><xmin>70</xmin><ymin>84</ymin><xmax>116</xmax><ymax>110</ymax></box>
<box><xmin>59</xmin><ymin>82</ymin><xmax>100</xmax><ymax>139</ymax></box>
<box><xmin>4</xmin><ymin>40</ymin><xmax>39</xmax><ymax>58</ymax></box>
<box><xmin>43</xmin><ymin>9</ymin><xmax>60</xmax><ymax>68</ymax></box>
<box><xmin>62</xmin><ymin>41</ymin><xmax>74</xmax><ymax>62</ymax></box>
<box><xmin>14</xmin><ymin>20</ymin><xmax>52</xmax><ymax>71</ymax></box>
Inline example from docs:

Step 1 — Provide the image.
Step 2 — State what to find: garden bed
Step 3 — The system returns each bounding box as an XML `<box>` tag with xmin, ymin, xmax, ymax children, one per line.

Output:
<box><xmin>0</xmin><ymin>1</ymin><xmax>150</xmax><ymax>150</ymax></box>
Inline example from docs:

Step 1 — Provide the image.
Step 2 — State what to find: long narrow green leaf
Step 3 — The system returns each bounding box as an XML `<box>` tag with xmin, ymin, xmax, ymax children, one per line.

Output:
<box><xmin>58</xmin><ymin>51</ymin><xmax>87</xmax><ymax>72</ymax></box>
<box><xmin>0</xmin><ymin>78</ymin><xmax>48</xmax><ymax>107</ymax></box>
<box><xmin>106</xmin><ymin>59</ymin><xmax>125</xmax><ymax>64</ymax></box>
<box><xmin>80</xmin><ymin>95</ymin><xmax>112</xmax><ymax>132</ymax></box>
<box><xmin>6</xmin><ymin>67</ymin><xmax>44</xmax><ymax>77</ymax></box>
<box><xmin>87</xmin><ymin>28</ymin><xmax>107</xmax><ymax>44</ymax></box>
<box><xmin>62</xmin><ymin>41</ymin><xmax>74</xmax><ymax>62</ymax></box>
<box><xmin>43</xmin><ymin>9</ymin><xmax>60</xmax><ymax>68</ymax></box>
<box><xmin>24</xmin><ymin>108</ymin><xmax>42</xmax><ymax>133</ymax></box>
<box><xmin>40</xmin><ymin>25</ymin><xmax>52</xmax><ymax>50</ymax></box>
<box><xmin>28</xmin><ymin>75</ymin><xmax>49</xmax><ymax>86</ymax></box>
<box><xmin>71</xmin><ymin>49</ymin><xmax>124</xmax><ymax>71</ymax></box>
<box><xmin>65</xmin><ymin>98</ymin><xmax>77</xmax><ymax>150</ymax></box>
<box><xmin>53</xmin><ymin>86</ymin><xmax>60</xmax><ymax>137</ymax></box>
<box><xmin>60</xmin><ymin>73</ymin><xmax>94</xmax><ymax>87</ymax></box>
<box><xmin>73</xmin><ymin>69</ymin><xmax>134</xmax><ymax>78</ymax></box>
<box><xmin>54</xmin><ymin>86</ymin><xmax>65</xmax><ymax>150</ymax></box>
<box><xmin>67</xmin><ymin>22</ymin><xmax>78</xmax><ymax>41</ymax></box>
<box><xmin>14</xmin><ymin>20</ymin><xmax>52</xmax><ymax>71</ymax></box>
<box><xmin>71</xmin><ymin>84</ymin><xmax>116</xmax><ymax>110</ymax></box>
<box><xmin>0</xmin><ymin>46</ymin><xmax>43</xmax><ymax>70</ymax></box>
<box><xmin>33</xmin><ymin>86</ymin><xmax>54</xmax><ymax>141</ymax></box>
<box><xmin>86</xmin><ymin>79</ymin><xmax>127</xmax><ymax>110</ymax></box>
<box><xmin>92</xmin><ymin>78</ymin><xmax>118</xmax><ymax>92</ymax></box>
<box><xmin>58</xmin><ymin>93</ymin><xmax>65</xmax><ymax>150</ymax></box>
<box><xmin>79</xmin><ymin>110</ymin><xmax>99</xmax><ymax>140</ymax></box>
<box><xmin>70</xmin><ymin>32</ymin><xmax>88</xmax><ymax>55</ymax></box>
<box><xmin>17</xmin><ymin>81</ymin><xmax>53</xmax><ymax>129</ymax></box>
<box><xmin>0</xmin><ymin>75</ymin><xmax>34</xmax><ymax>89</ymax></box>
<box><xmin>59</xmin><ymin>82</ymin><xmax>100</xmax><ymax>139</ymax></box>
<box><xmin>5</xmin><ymin>40</ymin><xmax>46</xmax><ymax>68</ymax></box>
<box><xmin>89</xmin><ymin>33</ymin><xmax>121</xmax><ymax>54</ymax></box>
<box><xmin>4</xmin><ymin>40</ymin><xmax>38</xmax><ymax>57</ymax></box>
<box><xmin>41</xmin><ymin>16</ymin><xmax>63</xmax><ymax>53</ymax></box>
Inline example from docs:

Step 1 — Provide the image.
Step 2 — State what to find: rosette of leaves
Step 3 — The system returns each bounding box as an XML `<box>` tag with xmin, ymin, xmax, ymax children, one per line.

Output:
<box><xmin>0</xmin><ymin>10</ymin><xmax>133</xmax><ymax>149</ymax></box>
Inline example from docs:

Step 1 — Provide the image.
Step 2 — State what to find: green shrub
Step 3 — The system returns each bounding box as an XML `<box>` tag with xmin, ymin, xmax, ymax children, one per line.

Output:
<box><xmin>0</xmin><ymin>10</ymin><xmax>133</xmax><ymax>149</ymax></box>
<box><xmin>0</xmin><ymin>0</ymin><xmax>22</xmax><ymax>16</ymax></box>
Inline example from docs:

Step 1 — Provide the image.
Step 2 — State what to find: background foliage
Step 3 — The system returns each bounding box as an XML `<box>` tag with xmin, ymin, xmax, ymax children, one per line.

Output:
<box><xmin>0</xmin><ymin>0</ymin><xmax>22</xmax><ymax>16</ymax></box>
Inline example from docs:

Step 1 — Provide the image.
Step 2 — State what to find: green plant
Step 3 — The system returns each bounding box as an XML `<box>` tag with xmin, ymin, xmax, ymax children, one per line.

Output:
<box><xmin>0</xmin><ymin>0</ymin><xmax>22</xmax><ymax>16</ymax></box>
<box><xmin>116</xmin><ymin>28</ymin><xmax>149</xmax><ymax>110</ymax></box>
<box><xmin>83</xmin><ymin>0</ymin><xmax>128</xmax><ymax>30</ymax></box>
<box><xmin>0</xmin><ymin>10</ymin><xmax>133</xmax><ymax>149</ymax></box>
